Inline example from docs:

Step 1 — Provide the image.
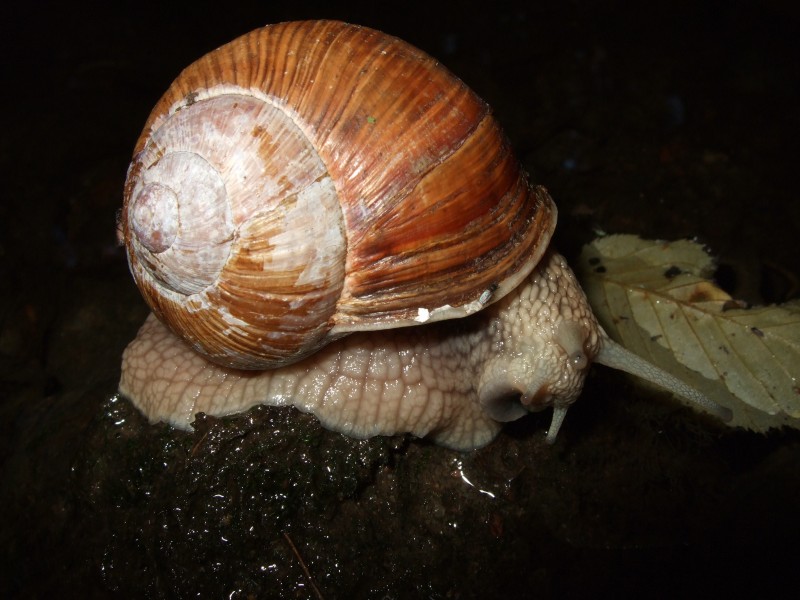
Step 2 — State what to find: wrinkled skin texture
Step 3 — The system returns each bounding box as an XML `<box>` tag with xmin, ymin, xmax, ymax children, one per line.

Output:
<box><xmin>120</xmin><ymin>251</ymin><xmax>602</xmax><ymax>449</ymax></box>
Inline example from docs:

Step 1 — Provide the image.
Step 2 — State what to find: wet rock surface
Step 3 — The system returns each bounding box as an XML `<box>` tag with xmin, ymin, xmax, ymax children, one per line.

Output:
<box><xmin>2</xmin><ymin>1</ymin><xmax>799</xmax><ymax>598</ymax></box>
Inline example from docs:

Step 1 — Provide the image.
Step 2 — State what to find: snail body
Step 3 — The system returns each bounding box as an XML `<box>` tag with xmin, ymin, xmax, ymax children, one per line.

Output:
<box><xmin>122</xmin><ymin>250</ymin><xmax>600</xmax><ymax>449</ymax></box>
<box><xmin>119</xmin><ymin>21</ymin><xmax>729</xmax><ymax>449</ymax></box>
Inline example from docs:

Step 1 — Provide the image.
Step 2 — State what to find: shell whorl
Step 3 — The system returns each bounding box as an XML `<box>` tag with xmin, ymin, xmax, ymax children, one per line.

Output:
<box><xmin>122</xmin><ymin>20</ymin><xmax>556</xmax><ymax>369</ymax></box>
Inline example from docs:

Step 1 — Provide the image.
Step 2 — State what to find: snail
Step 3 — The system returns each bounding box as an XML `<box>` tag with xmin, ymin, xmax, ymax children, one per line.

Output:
<box><xmin>118</xmin><ymin>20</ymin><xmax>730</xmax><ymax>450</ymax></box>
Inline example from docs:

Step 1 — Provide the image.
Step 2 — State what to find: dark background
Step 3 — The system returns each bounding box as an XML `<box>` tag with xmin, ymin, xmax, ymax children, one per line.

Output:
<box><xmin>2</xmin><ymin>1</ymin><xmax>799</xmax><ymax>598</ymax></box>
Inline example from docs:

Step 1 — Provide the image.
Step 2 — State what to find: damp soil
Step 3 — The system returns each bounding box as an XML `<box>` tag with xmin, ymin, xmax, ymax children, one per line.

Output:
<box><xmin>2</xmin><ymin>1</ymin><xmax>799</xmax><ymax>598</ymax></box>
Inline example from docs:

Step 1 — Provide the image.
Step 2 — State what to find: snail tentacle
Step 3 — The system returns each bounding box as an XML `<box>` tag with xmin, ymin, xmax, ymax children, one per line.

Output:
<box><xmin>594</xmin><ymin>334</ymin><xmax>733</xmax><ymax>422</ymax></box>
<box><xmin>545</xmin><ymin>405</ymin><xmax>570</xmax><ymax>444</ymax></box>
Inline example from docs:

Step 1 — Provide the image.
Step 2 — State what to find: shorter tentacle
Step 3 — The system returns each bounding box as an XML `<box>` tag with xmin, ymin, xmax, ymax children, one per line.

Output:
<box><xmin>545</xmin><ymin>405</ymin><xmax>570</xmax><ymax>444</ymax></box>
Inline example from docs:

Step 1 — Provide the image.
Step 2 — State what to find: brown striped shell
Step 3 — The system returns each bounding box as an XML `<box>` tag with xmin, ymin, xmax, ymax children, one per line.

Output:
<box><xmin>121</xmin><ymin>20</ymin><xmax>556</xmax><ymax>369</ymax></box>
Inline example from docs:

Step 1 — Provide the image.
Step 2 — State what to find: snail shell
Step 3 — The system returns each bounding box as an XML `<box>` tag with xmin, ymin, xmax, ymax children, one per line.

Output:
<box><xmin>121</xmin><ymin>20</ymin><xmax>555</xmax><ymax>370</ymax></box>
